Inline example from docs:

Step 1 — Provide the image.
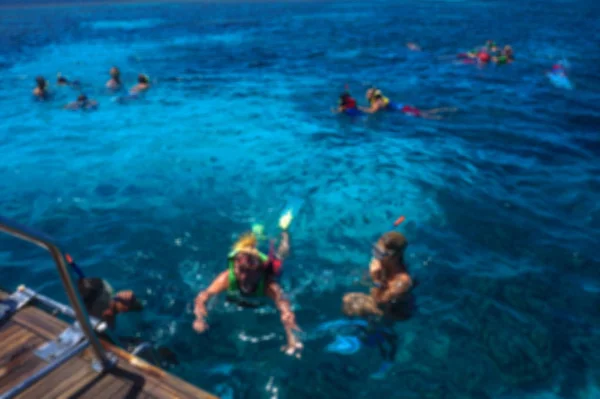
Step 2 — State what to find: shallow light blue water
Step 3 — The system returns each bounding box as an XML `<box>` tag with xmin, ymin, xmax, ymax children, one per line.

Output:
<box><xmin>1</xmin><ymin>1</ymin><xmax>599</xmax><ymax>398</ymax></box>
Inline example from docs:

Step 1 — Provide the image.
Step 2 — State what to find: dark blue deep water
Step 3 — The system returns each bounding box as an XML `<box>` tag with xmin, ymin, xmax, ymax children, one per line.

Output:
<box><xmin>1</xmin><ymin>1</ymin><xmax>599</xmax><ymax>398</ymax></box>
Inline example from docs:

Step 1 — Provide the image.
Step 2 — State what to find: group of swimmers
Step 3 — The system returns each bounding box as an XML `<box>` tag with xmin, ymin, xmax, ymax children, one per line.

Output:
<box><xmin>331</xmin><ymin>39</ymin><xmax>515</xmax><ymax>120</ymax></box>
<box><xmin>456</xmin><ymin>39</ymin><xmax>515</xmax><ymax>65</ymax></box>
<box><xmin>28</xmin><ymin>39</ymin><xmax>514</xmax><ymax>374</ymax></box>
<box><xmin>32</xmin><ymin>66</ymin><xmax>151</xmax><ymax>109</ymax></box>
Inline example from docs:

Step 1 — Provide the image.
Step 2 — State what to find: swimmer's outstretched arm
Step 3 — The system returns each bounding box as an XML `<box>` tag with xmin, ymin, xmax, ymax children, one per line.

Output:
<box><xmin>193</xmin><ymin>271</ymin><xmax>228</xmax><ymax>332</ymax></box>
<box><xmin>275</xmin><ymin>231</ymin><xmax>290</xmax><ymax>260</ymax></box>
<box><xmin>360</xmin><ymin>99</ymin><xmax>385</xmax><ymax>114</ymax></box>
<box><xmin>359</xmin><ymin>104</ymin><xmax>378</xmax><ymax>114</ymax></box>
<box><xmin>266</xmin><ymin>282</ymin><xmax>302</xmax><ymax>356</ymax></box>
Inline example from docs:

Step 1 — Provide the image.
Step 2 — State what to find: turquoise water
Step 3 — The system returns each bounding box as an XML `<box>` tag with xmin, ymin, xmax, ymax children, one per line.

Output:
<box><xmin>1</xmin><ymin>0</ymin><xmax>599</xmax><ymax>398</ymax></box>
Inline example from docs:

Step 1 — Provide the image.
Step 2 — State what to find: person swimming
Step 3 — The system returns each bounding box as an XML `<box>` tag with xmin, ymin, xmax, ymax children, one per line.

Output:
<box><xmin>493</xmin><ymin>45</ymin><xmax>514</xmax><ymax>65</ymax></box>
<box><xmin>67</xmin><ymin>254</ymin><xmax>178</xmax><ymax>368</ymax></box>
<box><xmin>106</xmin><ymin>66</ymin><xmax>122</xmax><ymax>90</ymax></box>
<box><xmin>64</xmin><ymin>94</ymin><xmax>98</xmax><ymax>110</ymax></box>
<box><xmin>360</xmin><ymin>88</ymin><xmax>457</xmax><ymax>120</ymax></box>
<box><xmin>78</xmin><ymin>277</ymin><xmax>143</xmax><ymax>330</ymax></box>
<box><xmin>332</xmin><ymin>89</ymin><xmax>361</xmax><ymax>116</ymax></box>
<box><xmin>342</xmin><ymin>231</ymin><xmax>415</xmax><ymax>319</ymax></box>
<box><xmin>192</xmin><ymin>225</ymin><xmax>302</xmax><ymax>356</ymax></box>
<box><xmin>33</xmin><ymin>76</ymin><xmax>49</xmax><ymax>99</ymax></box>
<box><xmin>129</xmin><ymin>73</ymin><xmax>150</xmax><ymax>95</ymax></box>
<box><xmin>338</xmin><ymin>231</ymin><xmax>416</xmax><ymax>377</ymax></box>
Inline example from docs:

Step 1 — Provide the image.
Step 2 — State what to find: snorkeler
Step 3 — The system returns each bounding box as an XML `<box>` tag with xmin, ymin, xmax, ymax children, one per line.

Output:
<box><xmin>336</xmin><ymin>231</ymin><xmax>415</xmax><ymax>377</ymax></box>
<box><xmin>106</xmin><ymin>66</ymin><xmax>122</xmax><ymax>90</ymax></box>
<box><xmin>342</xmin><ymin>231</ymin><xmax>416</xmax><ymax>319</ymax></box>
<box><xmin>33</xmin><ymin>76</ymin><xmax>49</xmax><ymax>99</ymax></box>
<box><xmin>68</xmin><ymin>254</ymin><xmax>179</xmax><ymax>368</ymax></box>
<box><xmin>192</xmin><ymin>221</ymin><xmax>302</xmax><ymax>356</ymax></box>
<box><xmin>493</xmin><ymin>45</ymin><xmax>514</xmax><ymax>65</ymax></box>
<box><xmin>332</xmin><ymin>87</ymin><xmax>361</xmax><ymax>116</ymax></box>
<box><xmin>66</xmin><ymin>254</ymin><xmax>143</xmax><ymax>330</ymax></box>
<box><xmin>64</xmin><ymin>94</ymin><xmax>98</xmax><ymax>110</ymax></box>
<box><xmin>129</xmin><ymin>73</ymin><xmax>150</xmax><ymax>95</ymax></box>
<box><xmin>367</xmin><ymin>231</ymin><xmax>414</xmax><ymax>310</ymax></box>
<box><xmin>360</xmin><ymin>88</ymin><xmax>457</xmax><ymax>120</ymax></box>
<box><xmin>342</xmin><ymin>231</ymin><xmax>414</xmax><ymax>318</ymax></box>
<box><xmin>78</xmin><ymin>277</ymin><xmax>143</xmax><ymax>329</ymax></box>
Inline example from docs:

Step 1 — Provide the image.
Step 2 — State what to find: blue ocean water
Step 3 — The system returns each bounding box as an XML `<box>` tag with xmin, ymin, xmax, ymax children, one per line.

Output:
<box><xmin>1</xmin><ymin>0</ymin><xmax>599</xmax><ymax>398</ymax></box>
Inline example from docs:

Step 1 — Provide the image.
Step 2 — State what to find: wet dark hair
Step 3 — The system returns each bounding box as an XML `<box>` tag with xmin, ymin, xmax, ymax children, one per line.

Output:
<box><xmin>77</xmin><ymin>277</ymin><xmax>105</xmax><ymax>308</ymax></box>
<box><xmin>110</xmin><ymin>67</ymin><xmax>121</xmax><ymax>83</ymax></box>
<box><xmin>138</xmin><ymin>74</ymin><xmax>149</xmax><ymax>84</ymax></box>
<box><xmin>77</xmin><ymin>94</ymin><xmax>88</xmax><ymax>102</ymax></box>
<box><xmin>36</xmin><ymin>76</ymin><xmax>46</xmax><ymax>88</ymax></box>
<box><xmin>58</xmin><ymin>76</ymin><xmax>68</xmax><ymax>83</ymax></box>
<box><xmin>380</xmin><ymin>231</ymin><xmax>408</xmax><ymax>253</ymax></box>
<box><xmin>379</xmin><ymin>231</ymin><xmax>409</xmax><ymax>275</ymax></box>
<box><xmin>339</xmin><ymin>92</ymin><xmax>350</xmax><ymax>104</ymax></box>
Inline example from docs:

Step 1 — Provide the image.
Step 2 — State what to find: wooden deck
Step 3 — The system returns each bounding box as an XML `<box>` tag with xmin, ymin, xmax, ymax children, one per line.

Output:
<box><xmin>0</xmin><ymin>290</ymin><xmax>218</xmax><ymax>399</ymax></box>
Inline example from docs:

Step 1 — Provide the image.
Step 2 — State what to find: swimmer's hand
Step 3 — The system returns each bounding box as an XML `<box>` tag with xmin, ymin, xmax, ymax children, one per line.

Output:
<box><xmin>193</xmin><ymin>299</ymin><xmax>209</xmax><ymax>333</ymax></box>
<box><xmin>279</xmin><ymin>210</ymin><xmax>293</xmax><ymax>231</ymax></box>
<box><xmin>282</xmin><ymin>335</ymin><xmax>303</xmax><ymax>358</ymax></box>
<box><xmin>281</xmin><ymin>309</ymin><xmax>303</xmax><ymax>357</ymax></box>
<box><xmin>193</xmin><ymin>318</ymin><xmax>209</xmax><ymax>333</ymax></box>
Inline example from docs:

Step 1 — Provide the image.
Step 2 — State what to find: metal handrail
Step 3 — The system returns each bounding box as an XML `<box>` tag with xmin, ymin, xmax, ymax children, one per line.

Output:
<box><xmin>0</xmin><ymin>216</ymin><xmax>114</xmax><ymax>370</ymax></box>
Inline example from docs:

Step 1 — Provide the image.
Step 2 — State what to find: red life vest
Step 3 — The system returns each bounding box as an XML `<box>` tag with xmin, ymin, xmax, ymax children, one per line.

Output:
<box><xmin>344</xmin><ymin>97</ymin><xmax>357</xmax><ymax>109</ymax></box>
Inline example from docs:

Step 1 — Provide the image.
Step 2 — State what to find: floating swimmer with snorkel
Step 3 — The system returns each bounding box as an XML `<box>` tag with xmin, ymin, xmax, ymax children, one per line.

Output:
<box><xmin>320</xmin><ymin>216</ymin><xmax>416</xmax><ymax>378</ymax></box>
<box><xmin>332</xmin><ymin>84</ymin><xmax>362</xmax><ymax>117</ymax></box>
<box><xmin>192</xmin><ymin>202</ymin><xmax>303</xmax><ymax>357</ymax></box>
<box><xmin>360</xmin><ymin>88</ymin><xmax>457</xmax><ymax>120</ymax></box>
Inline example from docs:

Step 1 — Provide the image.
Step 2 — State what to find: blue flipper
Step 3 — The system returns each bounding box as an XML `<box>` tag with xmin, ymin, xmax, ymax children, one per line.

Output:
<box><xmin>325</xmin><ymin>335</ymin><xmax>362</xmax><ymax>355</ymax></box>
<box><xmin>370</xmin><ymin>361</ymin><xmax>394</xmax><ymax>379</ymax></box>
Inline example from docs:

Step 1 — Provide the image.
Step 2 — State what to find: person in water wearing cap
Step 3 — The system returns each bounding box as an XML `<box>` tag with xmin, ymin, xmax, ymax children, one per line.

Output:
<box><xmin>493</xmin><ymin>45</ymin><xmax>514</xmax><ymax>65</ymax></box>
<box><xmin>106</xmin><ymin>66</ymin><xmax>122</xmax><ymax>90</ymax></box>
<box><xmin>33</xmin><ymin>76</ymin><xmax>49</xmax><ymax>99</ymax></box>
<box><xmin>130</xmin><ymin>73</ymin><xmax>150</xmax><ymax>95</ymax></box>
<box><xmin>193</xmin><ymin>223</ymin><xmax>302</xmax><ymax>356</ymax></box>
<box><xmin>361</xmin><ymin>88</ymin><xmax>457</xmax><ymax>120</ymax></box>
<box><xmin>64</xmin><ymin>94</ymin><xmax>98</xmax><ymax>111</ymax></box>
